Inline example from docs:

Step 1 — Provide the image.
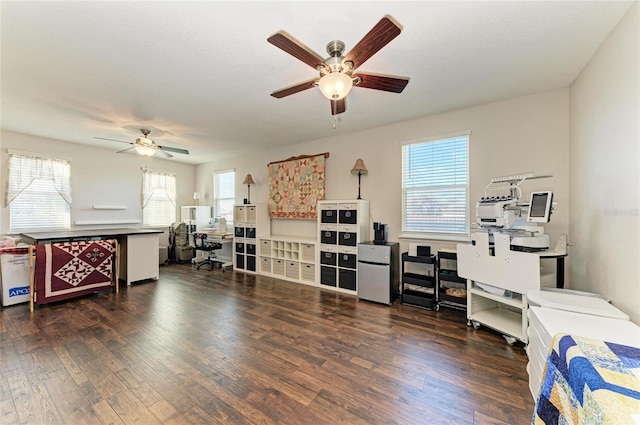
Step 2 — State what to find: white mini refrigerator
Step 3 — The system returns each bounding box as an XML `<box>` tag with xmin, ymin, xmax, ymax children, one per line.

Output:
<box><xmin>357</xmin><ymin>242</ymin><xmax>399</xmax><ymax>305</ymax></box>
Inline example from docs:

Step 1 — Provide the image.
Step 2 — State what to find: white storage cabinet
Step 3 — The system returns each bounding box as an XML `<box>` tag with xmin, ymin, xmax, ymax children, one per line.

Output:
<box><xmin>233</xmin><ymin>204</ymin><xmax>269</xmax><ymax>273</ymax></box>
<box><xmin>317</xmin><ymin>200</ymin><xmax>369</xmax><ymax>294</ymax></box>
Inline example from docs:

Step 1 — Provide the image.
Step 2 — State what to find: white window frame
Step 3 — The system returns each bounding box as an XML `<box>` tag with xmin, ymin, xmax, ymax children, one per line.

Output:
<box><xmin>401</xmin><ymin>131</ymin><xmax>470</xmax><ymax>241</ymax></box>
<box><xmin>142</xmin><ymin>169</ymin><xmax>176</xmax><ymax>228</ymax></box>
<box><xmin>212</xmin><ymin>169</ymin><xmax>235</xmax><ymax>228</ymax></box>
<box><xmin>6</xmin><ymin>151</ymin><xmax>71</xmax><ymax>232</ymax></box>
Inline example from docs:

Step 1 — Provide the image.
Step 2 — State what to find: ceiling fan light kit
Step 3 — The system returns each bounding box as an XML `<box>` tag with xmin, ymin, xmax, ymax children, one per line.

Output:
<box><xmin>94</xmin><ymin>128</ymin><xmax>190</xmax><ymax>158</ymax></box>
<box><xmin>268</xmin><ymin>15</ymin><xmax>409</xmax><ymax>116</ymax></box>
<box><xmin>318</xmin><ymin>72</ymin><xmax>353</xmax><ymax>100</ymax></box>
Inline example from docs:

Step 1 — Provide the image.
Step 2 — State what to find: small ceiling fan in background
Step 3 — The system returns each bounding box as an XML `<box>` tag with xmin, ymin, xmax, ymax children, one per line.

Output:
<box><xmin>268</xmin><ymin>15</ymin><xmax>410</xmax><ymax>115</ymax></box>
<box><xmin>94</xmin><ymin>129</ymin><xmax>190</xmax><ymax>158</ymax></box>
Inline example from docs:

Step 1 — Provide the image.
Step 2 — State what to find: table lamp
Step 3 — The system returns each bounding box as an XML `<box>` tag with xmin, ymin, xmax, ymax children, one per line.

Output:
<box><xmin>193</xmin><ymin>192</ymin><xmax>201</xmax><ymax>206</ymax></box>
<box><xmin>242</xmin><ymin>174</ymin><xmax>255</xmax><ymax>204</ymax></box>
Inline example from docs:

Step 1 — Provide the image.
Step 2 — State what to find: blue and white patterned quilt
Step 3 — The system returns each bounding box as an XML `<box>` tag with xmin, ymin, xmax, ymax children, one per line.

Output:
<box><xmin>533</xmin><ymin>333</ymin><xmax>640</xmax><ymax>424</ymax></box>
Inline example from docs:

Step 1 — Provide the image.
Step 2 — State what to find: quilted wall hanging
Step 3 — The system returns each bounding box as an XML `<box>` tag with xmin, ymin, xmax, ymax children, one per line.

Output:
<box><xmin>268</xmin><ymin>152</ymin><xmax>329</xmax><ymax>219</ymax></box>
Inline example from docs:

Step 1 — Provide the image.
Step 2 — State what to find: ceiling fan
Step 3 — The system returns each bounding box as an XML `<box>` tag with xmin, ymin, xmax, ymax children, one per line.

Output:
<box><xmin>268</xmin><ymin>15</ymin><xmax>409</xmax><ymax>116</ymax></box>
<box><xmin>94</xmin><ymin>129</ymin><xmax>189</xmax><ymax>158</ymax></box>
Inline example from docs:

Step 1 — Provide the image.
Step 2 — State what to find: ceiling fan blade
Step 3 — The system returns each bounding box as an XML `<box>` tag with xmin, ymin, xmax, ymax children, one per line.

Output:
<box><xmin>155</xmin><ymin>149</ymin><xmax>173</xmax><ymax>159</ymax></box>
<box><xmin>267</xmin><ymin>31</ymin><xmax>325</xmax><ymax>69</ymax></box>
<box><xmin>354</xmin><ymin>73</ymin><xmax>409</xmax><ymax>93</ymax></box>
<box><xmin>343</xmin><ymin>16</ymin><xmax>402</xmax><ymax>72</ymax></box>
<box><xmin>159</xmin><ymin>146</ymin><xmax>189</xmax><ymax>155</ymax></box>
<box><xmin>271</xmin><ymin>79</ymin><xmax>318</xmax><ymax>98</ymax></box>
<box><xmin>116</xmin><ymin>146</ymin><xmax>136</xmax><ymax>154</ymax></box>
<box><xmin>331</xmin><ymin>98</ymin><xmax>346</xmax><ymax>116</ymax></box>
<box><xmin>94</xmin><ymin>136</ymin><xmax>131</xmax><ymax>144</ymax></box>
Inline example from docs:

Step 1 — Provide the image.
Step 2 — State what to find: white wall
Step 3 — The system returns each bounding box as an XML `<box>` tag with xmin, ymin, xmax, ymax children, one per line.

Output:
<box><xmin>197</xmin><ymin>88</ymin><xmax>570</xmax><ymax>270</ymax></box>
<box><xmin>569</xmin><ymin>3</ymin><xmax>639</xmax><ymax>323</ymax></box>
<box><xmin>1</xmin><ymin>130</ymin><xmax>197</xmax><ymax>244</ymax></box>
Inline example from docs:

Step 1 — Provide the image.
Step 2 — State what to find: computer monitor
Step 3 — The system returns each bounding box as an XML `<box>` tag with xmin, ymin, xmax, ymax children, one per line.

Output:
<box><xmin>527</xmin><ymin>191</ymin><xmax>553</xmax><ymax>223</ymax></box>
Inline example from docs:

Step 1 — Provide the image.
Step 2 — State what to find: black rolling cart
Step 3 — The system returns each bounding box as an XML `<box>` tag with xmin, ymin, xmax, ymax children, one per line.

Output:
<box><xmin>401</xmin><ymin>252</ymin><xmax>439</xmax><ymax>311</ymax></box>
<box><xmin>437</xmin><ymin>250</ymin><xmax>467</xmax><ymax>310</ymax></box>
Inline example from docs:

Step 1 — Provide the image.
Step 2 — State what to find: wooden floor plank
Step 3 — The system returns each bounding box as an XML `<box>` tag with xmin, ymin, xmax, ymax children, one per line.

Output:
<box><xmin>0</xmin><ymin>263</ymin><xmax>535</xmax><ymax>424</ymax></box>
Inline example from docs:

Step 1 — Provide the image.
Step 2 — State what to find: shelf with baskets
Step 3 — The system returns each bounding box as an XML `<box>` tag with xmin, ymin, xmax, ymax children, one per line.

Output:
<box><xmin>317</xmin><ymin>200</ymin><xmax>369</xmax><ymax>294</ymax></box>
<box><xmin>232</xmin><ymin>204</ymin><xmax>270</xmax><ymax>273</ymax></box>
<box><xmin>258</xmin><ymin>235</ymin><xmax>316</xmax><ymax>285</ymax></box>
<box><xmin>401</xmin><ymin>252</ymin><xmax>438</xmax><ymax>310</ymax></box>
<box><xmin>437</xmin><ymin>249</ymin><xmax>467</xmax><ymax>310</ymax></box>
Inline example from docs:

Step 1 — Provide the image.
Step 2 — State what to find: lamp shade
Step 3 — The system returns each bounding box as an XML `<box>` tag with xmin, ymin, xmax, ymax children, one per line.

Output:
<box><xmin>193</xmin><ymin>192</ymin><xmax>201</xmax><ymax>201</ymax></box>
<box><xmin>351</xmin><ymin>158</ymin><xmax>368</xmax><ymax>175</ymax></box>
<box><xmin>318</xmin><ymin>72</ymin><xmax>353</xmax><ymax>100</ymax></box>
<box><xmin>134</xmin><ymin>144</ymin><xmax>157</xmax><ymax>156</ymax></box>
<box><xmin>242</xmin><ymin>174</ymin><xmax>255</xmax><ymax>186</ymax></box>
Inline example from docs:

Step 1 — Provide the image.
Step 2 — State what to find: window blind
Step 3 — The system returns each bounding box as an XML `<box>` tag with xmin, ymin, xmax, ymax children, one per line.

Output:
<box><xmin>142</xmin><ymin>170</ymin><xmax>176</xmax><ymax>227</ymax></box>
<box><xmin>213</xmin><ymin>170</ymin><xmax>235</xmax><ymax>226</ymax></box>
<box><xmin>402</xmin><ymin>135</ymin><xmax>469</xmax><ymax>237</ymax></box>
<box><xmin>7</xmin><ymin>153</ymin><xmax>71</xmax><ymax>232</ymax></box>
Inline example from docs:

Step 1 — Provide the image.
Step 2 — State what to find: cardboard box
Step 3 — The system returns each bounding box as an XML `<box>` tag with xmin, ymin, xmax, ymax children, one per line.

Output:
<box><xmin>0</xmin><ymin>249</ymin><xmax>30</xmax><ymax>306</ymax></box>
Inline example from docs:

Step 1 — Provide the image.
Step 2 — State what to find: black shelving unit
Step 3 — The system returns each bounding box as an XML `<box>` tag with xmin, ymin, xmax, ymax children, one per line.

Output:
<box><xmin>401</xmin><ymin>252</ymin><xmax>438</xmax><ymax>310</ymax></box>
<box><xmin>437</xmin><ymin>250</ymin><xmax>467</xmax><ymax>310</ymax></box>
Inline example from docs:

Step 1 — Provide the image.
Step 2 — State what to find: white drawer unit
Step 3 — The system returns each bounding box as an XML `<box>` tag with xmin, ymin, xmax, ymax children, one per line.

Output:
<box><xmin>232</xmin><ymin>204</ymin><xmax>270</xmax><ymax>273</ymax></box>
<box><xmin>258</xmin><ymin>235</ymin><xmax>316</xmax><ymax>286</ymax></box>
<box><xmin>525</xmin><ymin>291</ymin><xmax>635</xmax><ymax>401</ymax></box>
<box><xmin>317</xmin><ymin>200</ymin><xmax>369</xmax><ymax>294</ymax></box>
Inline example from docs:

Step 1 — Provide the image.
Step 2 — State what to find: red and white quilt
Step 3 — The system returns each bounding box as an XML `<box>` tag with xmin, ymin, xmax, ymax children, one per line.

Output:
<box><xmin>34</xmin><ymin>240</ymin><xmax>115</xmax><ymax>304</ymax></box>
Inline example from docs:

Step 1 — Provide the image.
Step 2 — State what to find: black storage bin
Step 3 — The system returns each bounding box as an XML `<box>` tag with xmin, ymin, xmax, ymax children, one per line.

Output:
<box><xmin>338</xmin><ymin>210</ymin><xmax>357</xmax><ymax>224</ymax></box>
<box><xmin>338</xmin><ymin>232</ymin><xmax>357</xmax><ymax>247</ymax></box>
<box><xmin>247</xmin><ymin>256</ymin><xmax>256</xmax><ymax>272</ymax></box>
<box><xmin>245</xmin><ymin>228</ymin><xmax>256</xmax><ymax>239</ymax></box>
<box><xmin>320</xmin><ymin>230</ymin><xmax>337</xmax><ymax>245</ymax></box>
<box><xmin>338</xmin><ymin>253</ymin><xmax>357</xmax><ymax>269</ymax></box>
<box><xmin>339</xmin><ymin>268</ymin><xmax>357</xmax><ymax>291</ymax></box>
<box><xmin>321</xmin><ymin>209</ymin><xmax>338</xmax><ymax>223</ymax></box>
<box><xmin>320</xmin><ymin>266</ymin><xmax>337</xmax><ymax>287</ymax></box>
<box><xmin>236</xmin><ymin>254</ymin><xmax>245</xmax><ymax>269</ymax></box>
<box><xmin>246</xmin><ymin>244</ymin><xmax>256</xmax><ymax>255</ymax></box>
<box><xmin>320</xmin><ymin>251</ymin><xmax>337</xmax><ymax>266</ymax></box>
<box><xmin>235</xmin><ymin>242</ymin><xmax>245</xmax><ymax>253</ymax></box>
<box><xmin>234</xmin><ymin>227</ymin><xmax>245</xmax><ymax>238</ymax></box>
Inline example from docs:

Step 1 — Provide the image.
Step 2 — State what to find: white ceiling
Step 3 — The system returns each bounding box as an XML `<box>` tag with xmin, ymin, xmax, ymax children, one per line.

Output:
<box><xmin>1</xmin><ymin>1</ymin><xmax>633</xmax><ymax>165</ymax></box>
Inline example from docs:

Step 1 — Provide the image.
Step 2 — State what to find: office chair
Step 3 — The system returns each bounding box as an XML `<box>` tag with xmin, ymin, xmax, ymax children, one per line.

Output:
<box><xmin>193</xmin><ymin>233</ymin><xmax>223</xmax><ymax>270</ymax></box>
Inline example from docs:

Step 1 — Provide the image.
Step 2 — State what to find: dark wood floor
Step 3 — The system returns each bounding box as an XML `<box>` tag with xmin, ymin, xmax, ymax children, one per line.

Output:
<box><xmin>0</xmin><ymin>263</ymin><xmax>534</xmax><ymax>424</ymax></box>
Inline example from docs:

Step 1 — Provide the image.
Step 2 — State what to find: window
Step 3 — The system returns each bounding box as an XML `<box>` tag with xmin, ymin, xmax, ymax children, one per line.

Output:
<box><xmin>213</xmin><ymin>169</ymin><xmax>235</xmax><ymax>226</ymax></box>
<box><xmin>142</xmin><ymin>169</ymin><xmax>176</xmax><ymax>227</ymax></box>
<box><xmin>6</xmin><ymin>152</ymin><xmax>71</xmax><ymax>232</ymax></box>
<box><xmin>402</xmin><ymin>133</ymin><xmax>469</xmax><ymax>238</ymax></box>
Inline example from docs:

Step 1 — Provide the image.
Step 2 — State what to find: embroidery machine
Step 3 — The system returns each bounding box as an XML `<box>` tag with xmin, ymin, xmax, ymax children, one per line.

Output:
<box><xmin>475</xmin><ymin>173</ymin><xmax>555</xmax><ymax>251</ymax></box>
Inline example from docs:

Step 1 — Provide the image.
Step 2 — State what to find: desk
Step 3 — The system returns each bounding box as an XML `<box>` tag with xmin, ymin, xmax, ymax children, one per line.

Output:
<box><xmin>21</xmin><ymin>228</ymin><xmax>162</xmax><ymax>285</ymax></box>
<box><xmin>191</xmin><ymin>230</ymin><xmax>233</xmax><ymax>270</ymax></box>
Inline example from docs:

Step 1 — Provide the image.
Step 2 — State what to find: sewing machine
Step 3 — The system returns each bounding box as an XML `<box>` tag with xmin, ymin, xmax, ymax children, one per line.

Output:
<box><xmin>475</xmin><ymin>173</ymin><xmax>554</xmax><ymax>252</ymax></box>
